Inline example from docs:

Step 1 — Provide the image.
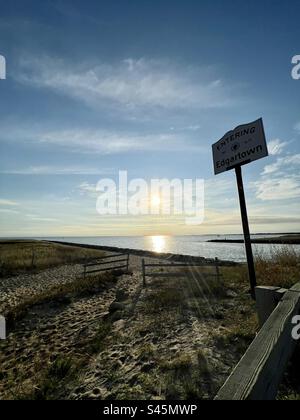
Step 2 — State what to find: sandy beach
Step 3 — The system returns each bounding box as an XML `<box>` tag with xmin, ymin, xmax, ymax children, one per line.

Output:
<box><xmin>0</xmin><ymin>242</ymin><xmax>256</xmax><ymax>400</ymax></box>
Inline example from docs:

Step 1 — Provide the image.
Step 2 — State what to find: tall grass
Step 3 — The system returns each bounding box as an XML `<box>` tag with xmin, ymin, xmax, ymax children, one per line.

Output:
<box><xmin>0</xmin><ymin>241</ymin><xmax>105</xmax><ymax>276</ymax></box>
<box><xmin>254</xmin><ymin>245</ymin><xmax>300</xmax><ymax>289</ymax></box>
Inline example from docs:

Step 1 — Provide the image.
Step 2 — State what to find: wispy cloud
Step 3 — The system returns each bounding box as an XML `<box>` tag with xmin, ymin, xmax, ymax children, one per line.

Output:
<box><xmin>254</xmin><ymin>176</ymin><xmax>300</xmax><ymax>201</ymax></box>
<box><xmin>77</xmin><ymin>182</ymin><xmax>98</xmax><ymax>197</ymax></box>
<box><xmin>16</xmin><ymin>56</ymin><xmax>236</xmax><ymax>111</ymax></box>
<box><xmin>256</xmin><ymin>143</ymin><xmax>300</xmax><ymax>201</ymax></box>
<box><xmin>0</xmin><ymin>199</ymin><xmax>19</xmax><ymax>206</ymax></box>
<box><xmin>294</xmin><ymin>122</ymin><xmax>300</xmax><ymax>133</ymax></box>
<box><xmin>1</xmin><ymin>125</ymin><xmax>205</xmax><ymax>154</ymax></box>
<box><xmin>0</xmin><ymin>208</ymin><xmax>20</xmax><ymax>214</ymax></box>
<box><xmin>262</xmin><ymin>154</ymin><xmax>300</xmax><ymax>175</ymax></box>
<box><xmin>26</xmin><ymin>215</ymin><xmax>59</xmax><ymax>222</ymax></box>
<box><xmin>267</xmin><ymin>138</ymin><xmax>288</xmax><ymax>156</ymax></box>
<box><xmin>0</xmin><ymin>165</ymin><xmax>114</xmax><ymax>175</ymax></box>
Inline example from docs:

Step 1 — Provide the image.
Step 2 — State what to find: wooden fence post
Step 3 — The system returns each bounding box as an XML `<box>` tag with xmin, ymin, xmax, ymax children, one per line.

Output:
<box><xmin>255</xmin><ymin>286</ymin><xmax>287</xmax><ymax>327</ymax></box>
<box><xmin>142</xmin><ymin>259</ymin><xmax>146</xmax><ymax>287</ymax></box>
<box><xmin>215</xmin><ymin>257</ymin><xmax>220</xmax><ymax>282</ymax></box>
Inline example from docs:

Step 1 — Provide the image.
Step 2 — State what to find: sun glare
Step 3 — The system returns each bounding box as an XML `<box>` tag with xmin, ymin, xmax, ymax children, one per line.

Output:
<box><xmin>151</xmin><ymin>235</ymin><xmax>166</xmax><ymax>253</ymax></box>
<box><xmin>151</xmin><ymin>194</ymin><xmax>161</xmax><ymax>207</ymax></box>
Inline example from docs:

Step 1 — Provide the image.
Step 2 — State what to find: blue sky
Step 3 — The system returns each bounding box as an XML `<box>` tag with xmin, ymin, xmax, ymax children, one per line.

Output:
<box><xmin>0</xmin><ymin>0</ymin><xmax>299</xmax><ymax>236</ymax></box>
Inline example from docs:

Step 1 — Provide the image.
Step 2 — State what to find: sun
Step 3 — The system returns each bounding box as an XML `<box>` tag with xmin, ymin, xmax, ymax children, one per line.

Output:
<box><xmin>151</xmin><ymin>194</ymin><xmax>161</xmax><ymax>207</ymax></box>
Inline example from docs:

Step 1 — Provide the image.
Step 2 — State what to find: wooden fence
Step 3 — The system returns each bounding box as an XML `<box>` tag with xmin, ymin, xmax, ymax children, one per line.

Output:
<box><xmin>83</xmin><ymin>252</ymin><xmax>129</xmax><ymax>279</ymax></box>
<box><xmin>141</xmin><ymin>257</ymin><xmax>221</xmax><ymax>287</ymax></box>
<box><xmin>215</xmin><ymin>282</ymin><xmax>300</xmax><ymax>400</ymax></box>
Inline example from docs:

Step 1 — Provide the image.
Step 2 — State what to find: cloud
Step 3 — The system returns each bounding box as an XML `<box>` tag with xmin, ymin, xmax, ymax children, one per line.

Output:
<box><xmin>77</xmin><ymin>182</ymin><xmax>98</xmax><ymax>197</ymax></box>
<box><xmin>256</xmin><ymin>147</ymin><xmax>300</xmax><ymax>201</ymax></box>
<box><xmin>267</xmin><ymin>139</ymin><xmax>288</xmax><ymax>156</ymax></box>
<box><xmin>0</xmin><ymin>208</ymin><xmax>19</xmax><ymax>214</ymax></box>
<box><xmin>294</xmin><ymin>122</ymin><xmax>300</xmax><ymax>133</ymax></box>
<box><xmin>0</xmin><ymin>199</ymin><xmax>19</xmax><ymax>206</ymax></box>
<box><xmin>16</xmin><ymin>56</ymin><xmax>235</xmax><ymax>111</ymax></box>
<box><xmin>0</xmin><ymin>165</ymin><xmax>114</xmax><ymax>175</ymax></box>
<box><xmin>254</xmin><ymin>176</ymin><xmax>300</xmax><ymax>201</ymax></box>
<box><xmin>26</xmin><ymin>215</ymin><xmax>59</xmax><ymax>222</ymax></box>
<box><xmin>0</xmin><ymin>124</ymin><xmax>205</xmax><ymax>154</ymax></box>
<box><xmin>262</xmin><ymin>154</ymin><xmax>300</xmax><ymax>175</ymax></box>
<box><xmin>204</xmin><ymin>213</ymin><xmax>300</xmax><ymax>226</ymax></box>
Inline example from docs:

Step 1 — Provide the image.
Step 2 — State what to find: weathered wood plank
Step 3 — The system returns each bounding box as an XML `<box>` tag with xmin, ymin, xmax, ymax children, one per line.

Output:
<box><xmin>85</xmin><ymin>264</ymin><xmax>128</xmax><ymax>274</ymax></box>
<box><xmin>146</xmin><ymin>272</ymin><xmax>218</xmax><ymax>278</ymax></box>
<box><xmin>84</xmin><ymin>257</ymin><xmax>128</xmax><ymax>267</ymax></box>
<box><xmin>144</xmin><ymin>262</ymin><xmax>216</xmax><ymax>268</ymax></box>
<box><xmin>255</xmin><ymin>286</ymin><xmax>280</xmax><ymax>327</ymax></box>
<box><xmin>215</xmin><ymin>282</ymin><xmax>300</xmax><ymax>400</ymax></box>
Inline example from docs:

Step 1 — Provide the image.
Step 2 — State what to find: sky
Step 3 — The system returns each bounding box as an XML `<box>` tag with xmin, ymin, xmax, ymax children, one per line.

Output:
<box><xmin>0</xmin><ymin>0</ymin><xmax>299</xmax><ymax>237</ymax></box>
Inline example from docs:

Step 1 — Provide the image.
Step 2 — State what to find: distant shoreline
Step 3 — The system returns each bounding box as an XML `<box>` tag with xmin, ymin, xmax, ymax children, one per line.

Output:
<box><xmin>47</xmin><ymin>240</ymin><xmax>238</xmax><ymax>266</ymax></box>
<box><xmin>207</xmin><ymin>234</ymin><xmax>300</xmax><ymax>245</ymax></box>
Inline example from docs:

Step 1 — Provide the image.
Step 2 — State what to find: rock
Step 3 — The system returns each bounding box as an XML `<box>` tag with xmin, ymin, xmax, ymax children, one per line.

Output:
<box><xmin>214</xmin><ymin>312</ymin><xmax>224</xmax><ymax>320</ymax></box>
<box><xmin>113</xmin><ymin>319</ymin><xmax>125</xmax><ymax>331</ymax></box>
<box><xmin>141</xmin><ymin>362</ymin><xmax>155</xmax><ymax>372</ymax></box>
<box><xmin>92</xmin><ymin>388</ymin><xmax>102</xmax><ymax>396</ymax></box>
<box><xmin>109</xmin><ymin>302</ymin><xmax>125</xmax><ymax>313</ymax></box>
<box><xmin>109</xmin><ymin>311</ymin><xmax>124</xmax><ymax>322</ymax></box>
<box><xmin>226</xmin><ymin>290</ymin><xmax>238</xmax><ymax>298</ymax></box>
<box><xmin>115</xmin><ymin>290</ymin><xmax>129</xmax><ymax>301</ymax></box>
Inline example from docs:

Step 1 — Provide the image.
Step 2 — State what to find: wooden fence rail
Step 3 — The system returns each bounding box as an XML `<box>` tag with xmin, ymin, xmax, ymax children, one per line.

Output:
<box><xmin>141</xmin><ymin>257</ymin><xmax>221</xmax><ymax>287</ymax></box>
<box><xmin>83</xmin><ymin>252</ymin><xmax>129</xmax><ymax>279</ymax></box>
<box><xmin>215</xmin><ymin>282</ymin><xmax>300</xmax><ymax>400</ymax></box>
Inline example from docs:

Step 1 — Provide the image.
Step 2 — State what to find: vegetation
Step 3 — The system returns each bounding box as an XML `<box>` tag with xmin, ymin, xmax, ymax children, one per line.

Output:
<box><xmin>1</xmin><ymin>241</ymin><xmax>299</xmax><ymax>400</ymax></box>
<box><xmin>0</xmin><ymin>240</ymin><xmax>105</xmax><ymax>277</ymax></box>
<box><xmin>4</xmin><ymin>270</ymin><xmax>117</xmax><ymax>329</ymax></box>
<box><xmin>0</xmin><ymin>319</ymin><xmax>114</xmax><ymax>400</ymax></box>
<box><xmin>254</xmin><ymin>245</ymin><xmax>300</xmax><ymax>289</ymax></box>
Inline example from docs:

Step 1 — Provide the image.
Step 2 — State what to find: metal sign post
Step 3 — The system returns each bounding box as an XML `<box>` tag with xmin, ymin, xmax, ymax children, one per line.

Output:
<box><xmin>212</xmin><ymin>118</ymin><xmax>268</xmax><ymax>300</ymax></box>
<box><xmin>235</xmin><ymin>165</ymin><xmax>256</xmax><ymax>298</ymax></box>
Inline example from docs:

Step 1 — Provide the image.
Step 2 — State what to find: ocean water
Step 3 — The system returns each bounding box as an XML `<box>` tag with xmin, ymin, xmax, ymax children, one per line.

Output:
<box><xmin>35</xmin><ymin>234</ymin><xmax>300</xmax><ymax>263</ymax></box>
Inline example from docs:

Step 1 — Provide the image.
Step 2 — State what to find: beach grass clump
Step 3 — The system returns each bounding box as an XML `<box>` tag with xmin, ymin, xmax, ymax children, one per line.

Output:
<box><xmin>216</xmin><ymin>312</ymin><xmax>258</xmax><ymax>354</ymax></box>
<box><xmin>0</xmin><ymin>241</ymin><xmax>105</xmax><ymax>277</ymax></box>
<box><xmin>87</xmin><ymin>320</ymin><xmax>113</xmax><ymax>354</ymax></box>
<box><xmin>160</xmin><ymin>350</ymin><xmax>211</xmax><ymax>400</ymax></box>
<box><xmin>182</xmin><ymin>269</ymin><xmax>227</xmax><ymax>299</ymax></box>
<box><xmin>20</xmin><ymin>356</ymin><xmax>78</xmax><ymax>400</ymax></box>
<box><xmin>145</xmin><ymin>287</ymin><xmax>183</xmax><ymax>312</ymax></box>
<box><xmin>254</xmin><ymin>245</ymin><xmax>300</xmax><ymax>289</ymax></box>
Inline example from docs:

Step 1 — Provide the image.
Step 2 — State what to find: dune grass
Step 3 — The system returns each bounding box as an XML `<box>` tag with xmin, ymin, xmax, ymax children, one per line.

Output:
<box><xmin>4</xmin><ymin>270</ymin><xmax>118</xmax><ymax>328</ymax></box>
<box><xmin>1</xmin><ymin>241</ymin><xmax>299</xmax><ymax>400</ymax></box>
<box><xmin>0</xmin><ymin>241</ymin><xmax>105</xmax><ymax>277</ymax></box>
<box><xmin>254</xmin><ymin>245</ymin><xmax>300</xmax><ymax>289</ymax></box>
<box><xmin>220</xmin><ymin>245</ymin><xmax>300</xmax><ymax>291</ymax></box>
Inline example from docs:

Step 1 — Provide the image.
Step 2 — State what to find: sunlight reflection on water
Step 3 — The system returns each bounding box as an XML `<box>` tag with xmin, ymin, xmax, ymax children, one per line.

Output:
<box><xmin>36</xmin><ymin>235</ymin><xmax>300</xmax><ymax>262</ymax></box>
<box><xmin>149</xmin><ymin>235</ymin><xmax>167</xmax><ymax>253</ymax></box>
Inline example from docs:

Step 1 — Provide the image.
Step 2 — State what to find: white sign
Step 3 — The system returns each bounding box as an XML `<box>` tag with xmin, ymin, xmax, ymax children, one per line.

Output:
<box><xmin>212</xmin><ymin>118</ymin><xmax>268</xmax><ymax>175</ymax></box>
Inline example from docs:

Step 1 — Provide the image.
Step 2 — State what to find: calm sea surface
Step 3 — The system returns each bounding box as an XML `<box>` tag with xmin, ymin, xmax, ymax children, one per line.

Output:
<box><xmin>33</xmin><ymin>234</ymin><xmax>300</xmax><ymax>263</ymax></box>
